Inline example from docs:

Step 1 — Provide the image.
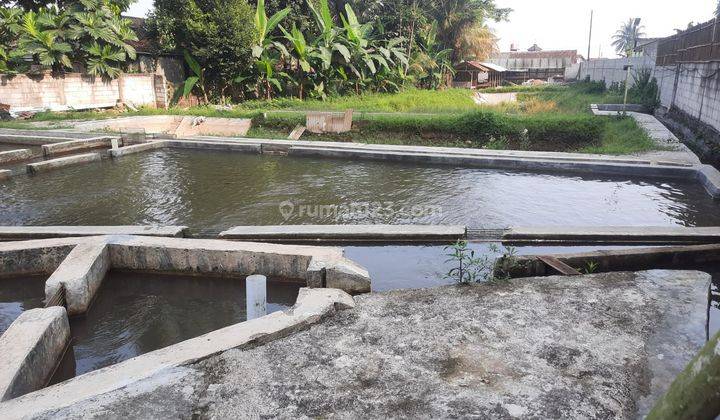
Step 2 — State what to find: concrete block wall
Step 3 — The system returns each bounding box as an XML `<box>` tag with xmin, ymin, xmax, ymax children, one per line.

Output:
<box><xmin>0</xmin><ymin>72</ymin><xmax>167</xmax><ymax>111</ymax></box>
<box><xmin>572</xmin><ymin>58</ymin><xmax>720</xmax><ymax>134</ymax></box>
<box><xmin>576</xmin><ymin>57</ymin><xmax>656</xmax><ymax>86</ymax></box>
<box><xmin>669</xmin><ymin>62</ymin><xmax>720</xmax><ymax>131</ymax></box>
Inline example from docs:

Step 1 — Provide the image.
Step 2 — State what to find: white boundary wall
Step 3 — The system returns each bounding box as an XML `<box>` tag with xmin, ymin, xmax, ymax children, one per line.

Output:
<box><xmin>0</xmin><ymin>72</ymin><xmax>167</xmax><ymax>111</ymax></box>
<box><xmin>570</xmin><ymin>57</ymin><xmax>720</xmax><ymax>133</ymax></box>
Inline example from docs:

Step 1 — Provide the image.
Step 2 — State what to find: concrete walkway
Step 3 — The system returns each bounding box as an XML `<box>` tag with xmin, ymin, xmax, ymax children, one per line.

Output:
<box><xmin>8</xmin><ymin>270</ymin><xmax>708</xmax><ymax>419</ymax></box>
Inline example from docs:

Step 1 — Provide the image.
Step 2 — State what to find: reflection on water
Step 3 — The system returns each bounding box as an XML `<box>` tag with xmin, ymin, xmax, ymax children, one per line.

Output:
<box><xmin>1</xmin><ymin>149</ymin><xmax>719</xmax><ymax>229</ymax></box>
<box><xmin>52</xmin><ymin>271</ymin><xmax>300</xmax><ymax>380</ymax></box>
<box><xmin>345</xmin><ymin>244</ymin><xmax>720</xmax><ymax>337</ymax></box>
<box><xmin>0</xmin><ymin>275</ymin><xmax>46</xmax><ymax>336</ymax></box>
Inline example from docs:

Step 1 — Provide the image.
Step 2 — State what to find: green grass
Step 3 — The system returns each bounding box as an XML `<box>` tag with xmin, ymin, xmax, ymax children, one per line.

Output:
<box><xmin>237</xmin><ymin>88</ymin><xmax>478</xmax><ymax>113</ymax></box>
<box><xmin>0</xmin><ymin>83</ymin><xmax>657</xmax><ymax>155</ymax></box>
<box><xmin>478</xmin><ymin>85</ymin><xmax>565</xmax><ymax>94</ymax></box>
<box><xmin>581</xmin><ymin>117</ymin><xmax>657</xmax><ymax>155</ymax></box>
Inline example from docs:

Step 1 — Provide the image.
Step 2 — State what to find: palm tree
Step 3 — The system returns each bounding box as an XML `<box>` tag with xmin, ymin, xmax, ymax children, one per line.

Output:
<box><xmin>455</xmin><ymin>21</ymin><xmax>497</xmax><ymax>61</ymax></box>
<box><xmin>431</xmin><ymin>0</ymin><xmax>509</xmax><ymax>63</ymax></box>
<box><xmin>611</xmin><ymin>18</ymin><xmax>645</xmax><ymax>57</ymax></box>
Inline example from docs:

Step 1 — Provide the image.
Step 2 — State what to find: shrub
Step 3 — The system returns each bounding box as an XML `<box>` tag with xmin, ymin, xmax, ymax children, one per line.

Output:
<box><xmin>629</xmin><ymin>68</ymin><xmax>660</xmax><ymax>111</ymax></box>
<box><xmin>511</xmin><ymin>115</ymin><xmax>604</xmax><ymax>149</ymax></box>
<box><xmin>575</xmin><ymin>77</ymin><xmax>607</xmax><ymax>94</ymax></box>
<box><xmin>259</xmin><ymin>110</ymin><xmax>604</xmax><ymax>150</ymax></box>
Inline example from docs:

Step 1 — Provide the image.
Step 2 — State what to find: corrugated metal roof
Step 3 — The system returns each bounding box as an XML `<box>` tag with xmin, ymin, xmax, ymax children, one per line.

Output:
<box><xmin>454</xmin><ymin>61</ymin><xmax>506</xmax><ymax>72</ymax></box>
<box><xmin>494</xmin><ymin>50</ymin><xmax>578</xmax><ymax>60</ymax></box>
<box><xmin>479</xmin><ymin>62</ymin><xmax>507</xmax><ymax>72</ymax></box>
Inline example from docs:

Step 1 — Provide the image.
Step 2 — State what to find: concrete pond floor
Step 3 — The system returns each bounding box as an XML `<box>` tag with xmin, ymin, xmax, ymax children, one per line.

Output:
<box><xmin>14</xmin><ymin>269</ymin><xmax>709</xmax><ymax>419</ymax></box>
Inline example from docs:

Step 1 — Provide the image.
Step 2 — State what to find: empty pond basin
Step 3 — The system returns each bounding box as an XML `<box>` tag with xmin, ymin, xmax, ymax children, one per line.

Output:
<box><xmin>0</xmin><ymin>274</ymin><xmax>47</xmax><ymax>336</ymax></box>
<box><xmin>51</xmin><ymin>271</ymin><xmax>300</xmax><ymax>381</ymax></box>
<box><xmin>2</xmin><ymin>149</ymin><xmax>720</xmax><ymax>229</ymax></box>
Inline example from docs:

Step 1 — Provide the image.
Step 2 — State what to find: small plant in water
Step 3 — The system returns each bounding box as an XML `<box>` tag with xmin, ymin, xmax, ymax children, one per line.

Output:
<box><xmin>444</xmin><ymin>241</ymin><xmax>517</xmax><ymax>284</ymax></box>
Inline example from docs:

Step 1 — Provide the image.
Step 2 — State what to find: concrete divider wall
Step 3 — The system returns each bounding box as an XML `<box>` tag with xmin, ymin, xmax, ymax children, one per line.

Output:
<box><xmin>41</xmin><ymin>137</ymin><xmax>114</xmax><ymax>157</ymax></box>
<box><xmin>44</xmin><ymin>240</ymin><xmax>110</xmax><ymax>316</ymax></box>
<box><xmin>0</xmin><ymin>241</ymin><xmax>77</xmax><ymax>277</ymax></box>
<box><xmin>0</xmin><ymin>149</ymin><xmax>33</xmax><ymax>164</ymax></box>
<box><xmin>576</xmin><ymin>57</ymin><xmax>656</xmax><ymax>86</ymax></box>
<box><xmin>0</xmin><ymin>226</ymin><xmax>187</xmax><ymax>241</ymax></box>
<box><xmin>27</xmin><ymin>153</ymin><xmax>102</xmax><ymax>174</ymax></box>
<box><xmin>0</xmin><ymin>307</ymin><xmax>70</xmax><ymax>402</ymax></box>
<box><xmin>105</xmin><ymin>236</ymin><xmax>370</xmax><ymax>293</ymax></box>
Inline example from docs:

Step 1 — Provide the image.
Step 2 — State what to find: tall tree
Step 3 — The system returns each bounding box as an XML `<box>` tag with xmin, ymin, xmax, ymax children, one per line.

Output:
<box><xmin>150</xmin><ymin>0</ymin><xmax>255</xmax><ymax>97</ymax></box>
<box><xmin>611</xmin><ymin>18</ymin><xmax>645</xmax><ymax>57</ymax></box>
<box><xmin>428</xmin><ymin>0</ymin><xmax>509</xmax><ymax>62</ymax></box>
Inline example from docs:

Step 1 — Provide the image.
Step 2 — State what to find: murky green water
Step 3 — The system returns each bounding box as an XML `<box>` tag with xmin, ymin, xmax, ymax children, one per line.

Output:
<box><xmin>0</xmin><ymin>274</ymin><xmax>46</xmax><ymax>336</ymax></box>
<box><xmin>51</xmin><ymin>271</ymin><xmax>300</xmax><ymax>380</ymax></box>
<box><xmin>1</xmin><ymin>149</ymin><xmax>719</xmax><ymax>229</ymax></box>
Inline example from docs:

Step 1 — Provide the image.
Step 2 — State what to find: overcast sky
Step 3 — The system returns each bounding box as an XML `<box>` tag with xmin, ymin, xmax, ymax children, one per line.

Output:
<box><xmin>125</xmin><ymin>0</ymin><xmax>716</xmax><ymax>58</ymax></box>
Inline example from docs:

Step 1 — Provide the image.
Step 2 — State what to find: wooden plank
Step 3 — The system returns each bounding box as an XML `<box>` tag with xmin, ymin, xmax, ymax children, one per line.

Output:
<box><xmin>288</xmin><ymin>125</ymin><xmax>306</xmax><ymax>140</ymax></box>
<box><xmin>537</xmin><ymin>255</ymin><xmax>581</xmax><ymax>276</ymax></box>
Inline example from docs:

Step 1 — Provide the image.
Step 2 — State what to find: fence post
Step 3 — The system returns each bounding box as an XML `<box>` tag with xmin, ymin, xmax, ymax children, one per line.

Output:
<box><xmin>670</xmin><ymin>62</ymin><xmax>681</xmax><ymax>109</ymax></box>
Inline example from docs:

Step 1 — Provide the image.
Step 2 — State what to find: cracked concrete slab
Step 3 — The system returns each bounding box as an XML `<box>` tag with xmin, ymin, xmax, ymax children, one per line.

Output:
<box><xmin>10</xmin><ymin>270</ymin><xmax>707</xmax><ymax>419</ymax></box>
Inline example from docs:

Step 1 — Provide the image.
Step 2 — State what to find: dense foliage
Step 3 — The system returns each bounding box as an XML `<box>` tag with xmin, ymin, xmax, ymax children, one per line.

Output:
<box><xmin>151</xmin><ymin>0</ymin><xmax>255</xmax><ymax>101</ymax></box>
<box><xmin>0</xmin><ymin>0</ymin><xmax>137</xmax><ymax>78</ymax></box>
<box><xmin>150</xmin><ymin>0</ymin><xmax>508</xmax><ymax>102</ymax></box>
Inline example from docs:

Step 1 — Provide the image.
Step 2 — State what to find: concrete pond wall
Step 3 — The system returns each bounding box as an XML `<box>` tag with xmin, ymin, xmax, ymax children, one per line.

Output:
<box><xmin>0</xmin><ymin>235</ymin><xmax>371</xmax><ymax>402</ymax></box>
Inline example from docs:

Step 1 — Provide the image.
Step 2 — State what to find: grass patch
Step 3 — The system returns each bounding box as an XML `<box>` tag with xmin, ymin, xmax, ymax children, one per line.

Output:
<box><xmin>1</xmin><ymin>83</ymin><xmax>657</xmax><ymax>155</ymax></box>
<box><xmin>237</xmin><ymin>88</ymin><xmax>478</xmax><ymax>113</ymax></box>
<box><xmin>256</xmin><ymin>110</ymin><xmax>606</xmax><ymax>152</ymax></box>
<box><xmin>581</xmin><ymin>117</ymin><xmax>656</xmax><ymax>155</ymax></box>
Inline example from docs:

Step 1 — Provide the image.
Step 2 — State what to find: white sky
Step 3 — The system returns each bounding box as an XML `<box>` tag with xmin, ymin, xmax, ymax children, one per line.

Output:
<box><xmin>125</xmin><ymin>0</ymin><xmax>716</xmax><ymax>59</ymax></box>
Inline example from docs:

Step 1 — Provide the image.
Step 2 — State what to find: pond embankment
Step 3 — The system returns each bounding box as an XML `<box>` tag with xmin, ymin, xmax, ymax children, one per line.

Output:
<box><xmin>5</xmin><ymin>269</ymin><xmax>707</xmax><ymax>419</ymax></box>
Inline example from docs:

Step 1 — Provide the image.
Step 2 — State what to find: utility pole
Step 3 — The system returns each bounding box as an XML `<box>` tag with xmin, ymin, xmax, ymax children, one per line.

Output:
<box><xmin>587</xmin><ymin>10</ymin><xmax>593</xmax><ymax>60</ymax></box>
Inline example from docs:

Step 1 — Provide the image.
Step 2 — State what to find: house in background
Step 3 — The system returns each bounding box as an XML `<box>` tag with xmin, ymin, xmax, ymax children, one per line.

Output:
<box><xmin>125</xmin><ymin>17</ymin><xmax>185</xmax><ymax>86</ymax></box>
<box><xmin>487</xmin><ymin>44</ymin><xmax>582</xmax><ymax>83</ymax></box>
<box><xmin>452</xmin><ymin>61</ymin><xmax>507</xmax><ymax>88</ymax></box>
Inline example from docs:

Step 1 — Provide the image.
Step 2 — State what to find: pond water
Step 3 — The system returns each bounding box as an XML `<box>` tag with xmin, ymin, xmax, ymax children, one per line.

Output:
<box><xmin>51</xmin><ymin>271</ymin><xmax>300</xmax><ymax>381</ymax></box>
<box><xmin>0</xmin><ymin>274</ymin><xmax>47</xmax><ymax>336</ymax></box>
<box><xmin>1</xmin><ymin>149</ymin><xmax>719</xmax><ymax>230</ymax></box>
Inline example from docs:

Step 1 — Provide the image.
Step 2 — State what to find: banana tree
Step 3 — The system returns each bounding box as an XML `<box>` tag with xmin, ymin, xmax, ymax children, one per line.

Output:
<box><xmin>252</xmin><ymin>0</ymin><xmax>290</xmax><ymax>59</ymax></box>
<box><xmin>249</xmin><ymin>0</ymin><xmax>290</xmax><ymax>100</ymax></box>
<box><xmin>340</xmin><ymin>4</ymin><xmax>382</xmax><ymax>94</ymax></box>
<box><xmin>307</xmin><ymin>0</ymin><xmax>351</xmax><ymax>71</ymax></box>
<box><xmin>410</xmin><ymin>21</ymin><xmax>453</xmax><ymax>89</ymax></box>
<box><xmin>173</xmin><ymin>50</ymin><xmax>208</xmax><ymax>104</ymax></box>
<box><xmin>280</xmin><ymin>24</ymin><xmax>322</xmax><ymax>99</ymax></box>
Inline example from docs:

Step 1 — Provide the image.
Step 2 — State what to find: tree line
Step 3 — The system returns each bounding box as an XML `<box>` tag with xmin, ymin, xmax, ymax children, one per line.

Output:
<box><xmin>0</xmin><ymin>0</ymin><xmax>509</xmax><ymax>103</ymax></box>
